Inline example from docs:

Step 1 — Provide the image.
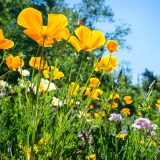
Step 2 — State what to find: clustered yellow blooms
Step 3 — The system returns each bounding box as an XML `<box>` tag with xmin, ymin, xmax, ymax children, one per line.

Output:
<box><xmin>17</xmin><ymin>8</ymin><xmax>70</xmax><ymax>47</ymax></box>
<box><xmin>123</xmin><ymin>95</ymin><xmax>133</xmax><ymax>104</ymax></box>
<box><xmin>69</xmin><ymin>26</ymin><xmax>105</xmax><ymax>52</ymax></box>
<box><xmin>94</xmin><ymin>55</ymin><xmax>118</xmax><ymax>72</ymax></box>
<box><xmin>5</xmin><ymin>54</ymin><xmax>24</xmax><ymax>70</ymax></box>
<box><xmin>29</xmin><ymin>57</ymin><xmax>48</xmax><ymax>70</ymax></box>
<box><xmin>121</xmin><ymin>108</ymin><xmax>131</xmax><ymax>116</ymax></box>
<box><xmin>43</xmin><ymin>66</ymin><xmax>64</xmax><ymax>80</ymax></box>
<box><xmin>155</xmin><ymin>99</ymin><xmax>160</xmax><ymax>108</ymax></box>
<box><xmin>0</xmin><ymin>29</ymin><xmax>14</xmax><ymax>49</ymax></box>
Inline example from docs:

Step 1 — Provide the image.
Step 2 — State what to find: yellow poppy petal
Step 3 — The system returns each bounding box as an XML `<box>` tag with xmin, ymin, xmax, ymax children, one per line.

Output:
<box><xmin>23</xmin><ymin>29</ymin><xmax>42</xmax><ymax>43</ymax></box>
<box><xmin>54</xmin><ymin>28</ymin><xmax>70</xmax><ymax>41</ymax></box>
<box><xmin>17</xmin><ymin>7</ymin><xmax>43</xmax><ymax>33</ymax></box>
<box><xmin>0</xmin><ymin>39</ymin><xmax>14</xmax><ymax>49</ymax></box>
<box><xmin>68</xmin><ymin>36</ymin><xmax>83</xmax><ymax>52</ymax></box>
<box><xmin>46</xmin><ymin>14</ymin><xmax>68</xmax><ymax>35</ymax></box>
<box><xmin>0</xmin><ymin>29</ymin><xmax>5</xmax><ymax>41</ymax></box>
<box><xmin>75</xmin><ymin>26</ymin><xmax>92</xmax><ymax>47</ymax></box>
<box><xmin>86</xmin><ymin>30</ymin><xmax>105</xmax><ymax>51</ymax></box>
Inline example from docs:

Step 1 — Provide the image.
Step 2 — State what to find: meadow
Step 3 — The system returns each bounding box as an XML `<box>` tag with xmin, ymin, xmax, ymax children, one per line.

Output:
<box><xmin>0</xmin><ymin>7</ymin><xmax>160</xmax><ymax>160</ymax></box>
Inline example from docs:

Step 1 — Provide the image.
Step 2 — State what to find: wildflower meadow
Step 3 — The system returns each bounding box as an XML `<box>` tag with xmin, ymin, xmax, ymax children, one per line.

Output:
<box><xmin>0</xmin><ymin>4</ymin><xmax>160</xmax><ymax>160</ymax></box>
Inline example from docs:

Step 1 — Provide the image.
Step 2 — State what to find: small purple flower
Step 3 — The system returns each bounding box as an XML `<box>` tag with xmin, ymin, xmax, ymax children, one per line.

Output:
<box><xmin>109</xmin><ymin>113</ymin><xmax>122</xmax><ymax>122</ymax></box>
<box><xmin>132</xmin><ymin>118</ymin><xmax>157</xmax><ymax>130</ymax></box>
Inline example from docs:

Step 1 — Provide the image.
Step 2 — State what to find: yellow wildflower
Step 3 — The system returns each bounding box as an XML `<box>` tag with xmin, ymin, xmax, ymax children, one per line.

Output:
<box><xmin>123</xmin><ymin>96</ymin><xmax>133</xmax><ymax>104</ymax></box>
<box><xmin>69</xmin><ymin>26</ymin><xmax>105</xmax><ymax>52</ymax></box>
<box><xmin>6</xmin><ymin>54</ymin><xmax>24</xmax><ymax>70</ymax></box>
<box><xmin>106</xmin><ymin>40</ymin><xmax>118</xmax><ymax>53</ymax></box>
<box><xmin>89</xmin><ymin>77</ymin><xmax>100</xmax><ymax>88</ymax></box>
<box><xmin>43</xmin><ymin>66</ymin><xmax>64</xmax><ymax>80</ymax></box>
<box><xmin>29</xmin><ymin>57</ymin><xmax>48</xmax><ymax>70</ymax></box>
<box><xmin>95</xmin><ymin>55</ymin><xmax>118</xmax><ymax>72</ymax></box>
<box><xmin>121</xmin><ymin>108</ymin><xmax>131</xmax><ymax>116</ymax></box>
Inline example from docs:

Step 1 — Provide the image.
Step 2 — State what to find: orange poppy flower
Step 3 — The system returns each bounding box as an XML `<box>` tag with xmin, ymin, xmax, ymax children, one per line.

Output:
<box><xmin>17</xmin><ymin>8</ymin><xmax>70</xmax><ymax>47</ymax></box>
<box><xmin>89</xmin><ymin>77</ymin><xmax>100</xmax><ymax>88</ymax></box>
<box><xmin>68</xmin><ymin>26</ymin><xmax>106</xmax><ymax>52</ymax></box>
<box><xmin>90</xmin><ymin>88</ymin><xmax>103</xmax><ymax>100</ymax></box>
<box><xmin>43</xmin><ymin>66</ymin><xmax>64</xmax><ymax>80</ymax></box>
<box><xmin>0</xmin><ymin>29</ymin><xmax>14</xmax><ymax>49</ymax></box>
<box><xmin>123</xmin><ymin>96</ymin><xmax>133</xmax><ymax>104</ymax></box>
<box><xmin>29</xmin><ymin>57</ymin><xmax>48</xmax><ymax>70</ymax></box>
<box><xmin>106</xmin><ymin>40</ymin><xmax>118</xmax><ymax>53</ymax></box>
<box><xmin>121</xmin><ymin>108</ymin><xmax>131</xmax><ymax>116</ymax></box>
<box><xmin>6</xmin><ymin>54</ymin><xmax>24</xmax><ymax>70</ymax></box>
<box><xmin>94</xmin><ymin>55</ymin><xmax>118</xmax><ymax>72</ymax></box>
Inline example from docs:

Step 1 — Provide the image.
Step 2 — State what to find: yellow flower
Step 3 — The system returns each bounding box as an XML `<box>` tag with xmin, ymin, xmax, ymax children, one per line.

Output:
<box><xmin>89</xmin><ymin>77</ymin><xmax>100</xmax><ymax>88</ymax></box>
<box><xmin>68</xmin><ymin>26</ymin><xmax>105</xmax><ymax>52</ymax></box>
<box><xmin>43</xmin><ymin>66</ymin><xmax>64</xmax><ymax>80</ymax></box>
<box><xmin>111</xmin><ymin>102</ymin><xmax>118</xmax><ymax>109</ymax></box>
<box><xmin>24</xmin><ymin>147</ymin><xmax>31</xmax><ymax>160</ymax></box>
<box><xmin>33</xmin><ymin>144</ymin><xmax>39</xmax><ymax>153</ymax></box>
<box><xmin>123</xmin><ymin>96</ymin><xmax>133</xmax><ymax>104</ymax></box>
<box><xmin>69</xmin><ymin>82</ymin><xmax>79</xmax><ymax>96</ymax></box>
<box><xmin>84</xmin><ymin>113</ymin><xmax>90</xmax><ymax>119</ymax></box>
<box><xmin>86</xmin><ymin>154</ymin><xmax>96</xmax><ymax>160</ymax></box>
<box><xmin>94</xmin><ymin>113</ymin><xmax>99</xmax><ymax>118</ymax></box>
<box><xmin>119</xmin><ymin>133</ymin><xmax>127</xmax><ymax>140</ymax></box>
<box><xmin>100</xmin><ymin>110</ymin><xmax>106</xmax><ymax>117</ymax></box>
<box><xmin>95</xmin><ymin>55</ymin><xmax>118</xmax><ymax>72</ymax></box>
<box><xmin>90</xmin><ymin>88</ymin><xmax>103</xmax><ymax>100</ymax></box>
<box><xmin>157</xmin><ymin>99</ymin><xmax>160</xmax><ymax>104</ymax></box>
<box><xmin>5</xmin><ymin>54</ymin><xmax>24</xmax><ymax>70</ymax></box>
<box><xmin>80</xmin><ymin>86</ymin><xmax>91</xmax><ymax>96</ymax></box>
<box><xmin>121</xmin><ymin>108</ymin><xmax>131</xmax><ymax>116</ymax></box>
<box><xmin>155</xmin><ymin>99</ymin><xmax>160</xmax><ymax>108</ymax></box>
<box><xmin>109</xmin><ymin>92</ymin><xmax>119</xmax><ymax>99</ymax></box>
<box><xmin>0</xmin><ymin>29</ymin><xmax>14</xmax><ymax>49</ymax></box>
<box><xmin>17</xmin><ymin>8</ymin><xmax>70</xmax><ymax>47</ymax></box>
<box><xmin>106</xmin><ymin>40</ymin><xmax>118</xmax><ymax>53</ymax></box>
<box><xmin>29</xmin><ymin>57</ymin><xmax>48</xmax><ymax>70</ymax></box>
<box><xmin>89</xmin><ymin>104</ymin><xmax>94</xmax><ymax>110</ymax></box>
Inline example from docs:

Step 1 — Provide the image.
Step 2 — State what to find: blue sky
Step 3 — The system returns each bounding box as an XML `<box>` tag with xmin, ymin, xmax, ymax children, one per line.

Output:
<box><xmin>106</xmin><ymin>0</ymin><xmax>160</xmax><ymax>83</ymax></box>
<box><xmin>67</xmin><ymin>0</ymin><xmax>160</xmax><ymax>84</ymax></box>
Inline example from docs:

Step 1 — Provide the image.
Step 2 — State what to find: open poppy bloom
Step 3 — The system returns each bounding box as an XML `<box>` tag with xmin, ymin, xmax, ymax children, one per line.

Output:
<box><xmin>89</xmin><ymin>77</ymin><xmax>100</xmax><ymax>88</ymax></box>
<box><xmin>0</xmin><ymin>29</ymin><xmax>14</xmax><ymax>49</ymax></box>
<box><xmin>6</xmin><ymin>54</ymin><xmax>24</xmax><ymax>70</ymax></box>
<box><xmin>68</xmin><ymin>26</ymin><xmax>106</xmax><ymax>52</ymax></box>
<box><xmin>17</xmin><ymin>8</ymin><xmax>70</xmax><ymax>47</ymax></box>
<box><xmin>106</xmin><ymin>40</ymin><xmax>118</xmax><ymax>53</ymax></box>
<box><xmin>43</xmin><ymin>66</ymin><xmax>64</xmax><ymax>80</ymax></box>
<box><xmin>29</xmin><ymin>57</ymin><xmax>48</xmax><ymax>70</ymax></box>
<box><xmin>94</xmin><ymin>55</ymin><xmax>118</xmax><ymax>72</ymax></box>
<box><xmin>90</xmin><ymin>88</ymin><xmax>103</xmax><ymax>100</ymax></box>
<box><xmin>123</xmin><ymin>96</ymin><xmax>133</xmax><ymax>104</ymax></box>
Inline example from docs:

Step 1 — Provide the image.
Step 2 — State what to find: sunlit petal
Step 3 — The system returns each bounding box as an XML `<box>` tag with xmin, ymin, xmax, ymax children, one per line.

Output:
<box><xmin>0</xmin><ymin>39</ymin><xmax>14</xmax><ymax>49</ymax></box>
<box><xmin>17</xmin><ymin>7</ymin><xmax>43</xmax><ymax>33</ymax></box>
<box><xmin>0</xmin><ymin>29</ymin><xmax>4</xmax><ymax>41</ymax></box>
<box><xmin>75</xmin><ymin>26</ymin><xmax>92</xmax><ymax>47</ymax></box>
<box><xmin>54</xmin><ymin>28</ymin><xmax>70</xmax><ymax>41</ymax></box>
<box><xmin>68</xmin><ymin>36</ymin><xmax>83</xmax><ymax>52</ymax></box>
<box><xmin>47</xmin><ymin>14</ymin><xmax>68</xmax><ymax>35</ymax></box>
<box><xmin>86</xmin><ymin>30</ymin><xmax>105</xmax><ymax>51</ymax></box>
